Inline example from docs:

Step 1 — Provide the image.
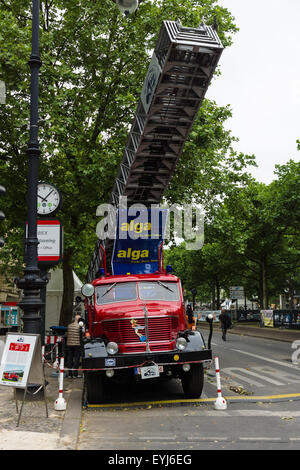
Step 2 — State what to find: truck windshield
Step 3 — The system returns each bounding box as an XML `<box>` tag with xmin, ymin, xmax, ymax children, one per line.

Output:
<box><xmin>96</xmin><ymin>283</ymin><xmax>137</xmax><ymax>304</ymax></box>
<box><xmin>139</xmin><ymin>282</ymin><xmax>180</xmax><ymax>302</ymax></box>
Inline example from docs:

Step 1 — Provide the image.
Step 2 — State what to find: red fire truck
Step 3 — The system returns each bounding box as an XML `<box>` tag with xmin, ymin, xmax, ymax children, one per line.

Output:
<box><xmin>81</xmin><ymin>264</ymin><xmax>213</xmax><ymax>404</ymax></box>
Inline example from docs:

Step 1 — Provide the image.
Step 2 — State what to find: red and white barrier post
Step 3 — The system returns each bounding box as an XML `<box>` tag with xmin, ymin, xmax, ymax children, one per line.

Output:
<box><xmin>54</xmin><ymin>356</ymin><xmax>67</xmax><ymax>411</ymax></box>
<box><xmin>214</xmin><ymin>356</ymin><xmax>227</xmax><ymax>410</ymax></box>
<box><xmin>53</xmin><ymin>338</ymin><xmax>60</xmax><ymax>369</ymax></box>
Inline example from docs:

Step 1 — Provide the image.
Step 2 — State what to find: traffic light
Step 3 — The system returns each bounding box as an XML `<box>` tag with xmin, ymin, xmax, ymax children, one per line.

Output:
<box><xmin>0</xmin><ymin>185</ymin><xmax>6</xmax><ymax>248</ymax></box>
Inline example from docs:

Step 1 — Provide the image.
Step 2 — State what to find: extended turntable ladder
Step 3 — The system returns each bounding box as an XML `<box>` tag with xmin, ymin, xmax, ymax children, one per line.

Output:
<box><xmin>87</xmin><ymin>20</ymin><xmax>223</xmax><ymax>281</ymax></box>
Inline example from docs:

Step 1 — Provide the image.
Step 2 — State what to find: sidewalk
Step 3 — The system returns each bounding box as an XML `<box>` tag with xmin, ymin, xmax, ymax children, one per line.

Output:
<box><xmin>0</xmin><ymin>359</ymin><xmax>84</xmax><ymax>450</ymax></box>
<box><xmin>198</xmin><ymin>322</ymin><xmax>300</xmax><ymax>343</ymax></box>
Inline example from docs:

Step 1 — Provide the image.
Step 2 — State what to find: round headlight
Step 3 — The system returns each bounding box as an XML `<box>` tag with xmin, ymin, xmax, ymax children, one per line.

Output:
<box><xmin>81</xmin><ymin>283</ymin><xmax>95</xmax><ymax>297</ymax></box>
<box><xmin>176</xmin><ymin>337</ymin><xmax>187</xmax><ymax>351</ymax></box>
<box><xmin>107</xmin><ymin>342</ymin><xmax>118</xmax><ymax>355</ymax></box>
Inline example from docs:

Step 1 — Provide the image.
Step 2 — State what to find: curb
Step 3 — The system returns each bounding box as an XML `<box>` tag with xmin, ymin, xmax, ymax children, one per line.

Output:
<box><xmin>58</xmin><ymin>379</ymin><xmax>84</xmax><ymax>450</ymax></box>
<box><xmin>198</xmin><ymin>324</ymin><xmax>300</xmax><ymax>343</ymax></box>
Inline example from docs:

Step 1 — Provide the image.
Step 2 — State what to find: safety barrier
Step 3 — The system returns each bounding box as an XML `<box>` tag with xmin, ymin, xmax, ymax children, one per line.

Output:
<box><xmin>273</xmin><ymin>310</ymin><xmax>300</xmax><ymax>329</ymax></box>
<box><xmin>214</xmin><ymin>356</ymin><xmax>227</xmax><ymax>410</ymax></box>
<box><xmin>237</xmin><ymin>310</ymin><xmax>261</xmax><ymax>322</ymax></box>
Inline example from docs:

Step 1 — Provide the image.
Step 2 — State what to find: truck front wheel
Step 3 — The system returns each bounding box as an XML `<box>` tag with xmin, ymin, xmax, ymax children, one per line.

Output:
<box><xmin>181</xmin><ymin>364</ymin><xmax>204</xmax><ymax>398</ymax></box>
<box><xmin>86</xmin><ymin>372</ymin><xmax>105</xmax><ymax>404</ymax></box>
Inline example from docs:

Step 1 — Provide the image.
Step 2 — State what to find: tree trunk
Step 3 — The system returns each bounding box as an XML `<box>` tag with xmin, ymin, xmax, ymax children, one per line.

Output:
<box><xmin>216</xmin><ymin>277</ymin><xmax>220</xmax><ymax>309</ymax></box>
<box><xmin>59</xmin><ymin>250</ymin><xmax>74</xmax><ymax>327</ymax></box>
<box><xmin>211</xmin><ymin>283</ymin><xmax>216</xmax><ymax>310</ymax></box>
<box><xmin>262</xmin><ymin>257</ymin><xmax>268</xmax><ymax>309</ymax></box>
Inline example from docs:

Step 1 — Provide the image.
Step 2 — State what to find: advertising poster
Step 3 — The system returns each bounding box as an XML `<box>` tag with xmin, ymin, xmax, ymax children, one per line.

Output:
<box><xmin>261</xmin><ymin>310</ymin><xmax>274</xmax><ymax>327</ymax></box>
<box><xmin>0</xmin><ymin>334</ymin><xmax>37</xmax><ymax>388</ymax></box>
<box><xmin>198</xmin><ymin>310</ymin><xmax>221</xmax><ymax>323</ymax></box>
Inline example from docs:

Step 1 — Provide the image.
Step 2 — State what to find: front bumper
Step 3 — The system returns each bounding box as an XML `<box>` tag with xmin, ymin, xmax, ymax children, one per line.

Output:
<box><xmin>82</xmin><ymin>348</ymin><xmax>212</xmax><ymax>371</ymax></box>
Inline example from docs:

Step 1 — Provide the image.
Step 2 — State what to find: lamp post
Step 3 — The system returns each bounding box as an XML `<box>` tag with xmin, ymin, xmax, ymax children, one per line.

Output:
<box><xmin>16</xmin><ymin>0</ymin><xmax>45</xmax><ymax>334</ymax></box>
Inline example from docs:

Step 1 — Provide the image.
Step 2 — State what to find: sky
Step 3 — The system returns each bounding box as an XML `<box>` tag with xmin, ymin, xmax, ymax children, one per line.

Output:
<box><xmin>206</xmin><ymin>0</ymin><xmax>300</xmax><ymax>184</ymax></box>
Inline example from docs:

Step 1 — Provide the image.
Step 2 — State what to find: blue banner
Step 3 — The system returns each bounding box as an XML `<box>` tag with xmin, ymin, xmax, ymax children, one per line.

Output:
<box><xmin>111</xmin><ymin>208</ymin><xmax>168</xmax><ymax>275</ymax></box>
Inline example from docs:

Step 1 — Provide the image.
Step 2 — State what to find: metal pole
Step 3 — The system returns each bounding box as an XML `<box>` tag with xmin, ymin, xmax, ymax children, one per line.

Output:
<box><xmin>16</xmin><ymin>0</ymin><xmax>45</xmax><ymax>334</ymax></box>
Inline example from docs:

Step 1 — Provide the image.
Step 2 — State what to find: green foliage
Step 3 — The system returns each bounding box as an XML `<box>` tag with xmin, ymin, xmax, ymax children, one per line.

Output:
<box><xmin>166</xmin><ymin>162</ymin><xmax>300</xmax><ymax>309</ymax></box>
<box><xmin>0</xmin><ymin>0</ymin><xmax>239</xmax><ymax>284</ymax></box>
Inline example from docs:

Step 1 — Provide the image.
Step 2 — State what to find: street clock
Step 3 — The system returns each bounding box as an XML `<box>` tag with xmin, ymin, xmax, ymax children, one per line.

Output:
<box><xmin>37</xmin><ymin>182</ymin><xmax>62</xmax><ymax>216</ymax></box>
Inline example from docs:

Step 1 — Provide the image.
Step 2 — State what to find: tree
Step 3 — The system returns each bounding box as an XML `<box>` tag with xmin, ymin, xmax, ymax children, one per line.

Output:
<box><xmin>0</xmin><ymin>0</ymin><xmax>240</xmax><ymax>325</ymax></box>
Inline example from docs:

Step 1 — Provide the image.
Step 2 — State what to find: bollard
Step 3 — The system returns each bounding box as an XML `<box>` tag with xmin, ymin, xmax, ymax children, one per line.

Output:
<box><xmin>54</xmin><ymin>356</ymin><xmax>67</xmax><ymax>411</ymax></box>
<box><xmin>214</xmin><ymin>356</ymin><xmax>227</xmax><ymax>410</ymax></box>
<box><xmin>53</xmin><ymin>339</ymin><xmax>60</xmax><ymax>369</ymax></box>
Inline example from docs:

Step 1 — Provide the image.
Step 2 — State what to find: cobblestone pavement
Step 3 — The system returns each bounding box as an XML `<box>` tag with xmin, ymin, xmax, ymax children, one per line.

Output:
<box><xmin>0</xmin><ymin>363</ymin><xmax>72</xmax><ymax>450</ymax></box>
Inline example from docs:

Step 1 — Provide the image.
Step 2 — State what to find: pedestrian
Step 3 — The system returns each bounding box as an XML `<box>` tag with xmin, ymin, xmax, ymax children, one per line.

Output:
<box><xmin>65</xmin><ymin>313</ymin><xmax>84</xmax><ymax>378</ymax></box>
<box><xmin>186</xmin><ymin>304</ymin><xmax>196</xmax><ymax>330</ymax></box>
<box><xmin>219</xmin><ymin>308</ymin><xmax>232</xmax><ymax>341</ymax></box>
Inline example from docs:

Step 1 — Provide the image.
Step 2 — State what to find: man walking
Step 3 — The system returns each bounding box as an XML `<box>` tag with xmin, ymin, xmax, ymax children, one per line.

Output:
<box><xmin>219</xmin><ymin>308</ymin><xmax>232</xmax><ymax>341</ymax></box>
<box><xmin>66</xmin><ymin>313</ymin><xmax>83</xmax><ymax>378</ymax></box>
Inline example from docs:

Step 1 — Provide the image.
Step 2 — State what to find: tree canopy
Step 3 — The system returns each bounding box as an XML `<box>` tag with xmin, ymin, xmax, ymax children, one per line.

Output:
<box><xmin>0</xmin><ymin>0</ymin><xmax>259</xmax><ymax>324</ymax></box>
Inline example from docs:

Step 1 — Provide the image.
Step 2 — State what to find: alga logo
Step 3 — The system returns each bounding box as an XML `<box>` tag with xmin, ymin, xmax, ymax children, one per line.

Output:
<box><xmin>117</xmin><ymin>248</ymin><xmax>149</xmax><ymax>261</ymax></box>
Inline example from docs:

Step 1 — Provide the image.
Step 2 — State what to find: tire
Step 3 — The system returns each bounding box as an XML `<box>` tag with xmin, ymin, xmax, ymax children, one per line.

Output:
<box><xmin>86</xmin><ymin>372</ymin><xmax>105</xmax><ymax>404</ymax></box>
<box><xmin>181</xmin><ymin>364</ymin><xmax>204</xmax><ymax>399</ymax></box>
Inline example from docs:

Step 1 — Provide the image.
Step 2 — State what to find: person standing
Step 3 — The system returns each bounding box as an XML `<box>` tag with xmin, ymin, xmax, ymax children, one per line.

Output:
<box><xmin>66</xmin><ymin>314</ymin><xmax>83</xmax><ymax>378</ymax></box>
<box><xmin>186</xmin><ymin>304</ymin><xmax>196</xmax><ymax>330</ymax></box>
<box><xmin>219</xmin><ymin>308</ymin><xmax>232</xmax><ymax>341</ymax></box>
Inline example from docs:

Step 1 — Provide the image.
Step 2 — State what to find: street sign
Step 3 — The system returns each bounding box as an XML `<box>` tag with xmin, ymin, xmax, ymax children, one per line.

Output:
<box><xmin>25</xmin><ymin>219</ymin><xmax>63</xmax><ymax>267</ymax></box>
<box><xmin>229</xmin><ymin>286</ymin><xmax>244</xmax><ymax>300</ymax></box>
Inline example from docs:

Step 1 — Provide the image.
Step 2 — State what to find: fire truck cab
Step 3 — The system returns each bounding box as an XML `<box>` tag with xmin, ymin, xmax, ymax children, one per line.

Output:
<box><xmin>81</xmin><ymin>271</ymin><xmax>212</xmax><ymax>404</ymax></box>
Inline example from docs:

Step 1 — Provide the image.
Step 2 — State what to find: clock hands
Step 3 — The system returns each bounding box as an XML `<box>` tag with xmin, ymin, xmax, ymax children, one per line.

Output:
<box><xmin>38</xmin><ymin>189</ymin><xmax>54</xmax><ymax>202</ymax></box>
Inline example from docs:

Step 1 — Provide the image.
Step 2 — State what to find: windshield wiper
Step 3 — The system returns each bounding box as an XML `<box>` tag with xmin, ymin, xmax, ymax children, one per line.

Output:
<box><xmin>158</xmin><ymin>281</ymin><xmax>174</xmax><ymax>292</ymax></box>
<box><xmin>101</xmin><ymin>283</ymin><xmax>116</xmax><ymax>297</ymax></box>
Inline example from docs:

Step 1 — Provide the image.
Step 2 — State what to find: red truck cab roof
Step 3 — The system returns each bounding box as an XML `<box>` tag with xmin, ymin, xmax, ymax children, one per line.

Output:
<box><xmin>92</xmin><ymin>272</ymin><xmax>180</xmax><ymax>286</ymax></box>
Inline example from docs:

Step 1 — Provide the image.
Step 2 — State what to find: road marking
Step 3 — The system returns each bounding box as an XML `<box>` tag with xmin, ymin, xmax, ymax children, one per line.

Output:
<box><xmin>230</xmin><ymin>348</ymin><xmax>300</xmax><ymax>370</ymax></box>
<box><xmin>222</xmin><ymin>368</ymin><xmax>264</xmax><ymax>387</ymax></box>
<box><xmin>85</xmin><ymin>393</ymin><xmax>300</xmax><ymax>409</ymax></box>
<box><xmin>223</xmin><ymin>367</ymin><xmax>285</xmax><ymax>386</ymax></box>
<box><xmin>254</xmin><ymin>366</ymin><xmax>300</xmax><ymax>384</ymax></box>
<box><xmin>138</xmin><ymin>437</ymin><xmax>176</xmax><ymax>441</ymax></box>
<box><xmin>238</xmin><ymin>437</ymin><xmax>283</xmax><ymax>441</ymax></box>
<box><xmin>187</xmin><ymin>436</ymin><xmax>228</xmax><ymax>441</ymax></box>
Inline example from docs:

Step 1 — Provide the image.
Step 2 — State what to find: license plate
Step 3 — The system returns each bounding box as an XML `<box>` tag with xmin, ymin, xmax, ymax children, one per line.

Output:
<box><xmin>135</xmin><ymin>364</ymin><xmax>162</xmax><ymax>379</ymax></box>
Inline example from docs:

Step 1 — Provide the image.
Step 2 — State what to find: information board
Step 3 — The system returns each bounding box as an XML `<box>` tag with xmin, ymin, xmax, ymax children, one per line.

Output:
<box><xmin>0</xmin><ymin>333</ymin><xmax>47</xmax><ymax>426</ymax></box>
<box><xmin>0</xmin><ymin>333</ymin><xmax>40</xmax><ymax>388</ymax></box>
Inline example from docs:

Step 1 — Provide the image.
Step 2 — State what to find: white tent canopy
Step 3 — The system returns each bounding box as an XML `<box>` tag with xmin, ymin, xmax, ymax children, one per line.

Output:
<box><xmin>45</xmin><ymin>268</ymin><xmax>83</xmax><ymax>331</ymax></box>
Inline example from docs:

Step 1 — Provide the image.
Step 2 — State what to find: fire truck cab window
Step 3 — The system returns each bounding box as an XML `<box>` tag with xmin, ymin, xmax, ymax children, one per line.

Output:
<box><xmin>139</xmin><ymin>282</ymin><xmax>180</xmax><ymax>301</ymax></box>
<box><xmin>96</xmin><ymin>283</ymin><xmax>137</xmax><ymax>304</ymax></box>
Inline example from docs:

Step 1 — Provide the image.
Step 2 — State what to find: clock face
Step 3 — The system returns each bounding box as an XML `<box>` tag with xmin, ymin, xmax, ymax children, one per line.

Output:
<box><xmin>37</xmin><ymin>183</ymin><xmax>61</xmax><ymax>215</ymax></box>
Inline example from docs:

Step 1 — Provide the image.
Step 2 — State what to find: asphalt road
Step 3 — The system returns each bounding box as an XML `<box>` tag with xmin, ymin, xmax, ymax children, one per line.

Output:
<box><xmin>206</xmin><ymin>329</ymin><xmax>300</xmax><ymax>398</ymax></box>
<box><xmin>78</xmin><ymin>331</ymin><xmax>300</xmax><ymax>451</ymax></box>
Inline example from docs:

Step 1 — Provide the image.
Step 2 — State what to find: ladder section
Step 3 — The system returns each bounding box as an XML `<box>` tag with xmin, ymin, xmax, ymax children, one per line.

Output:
<box><xmin>111</xmin><ymin>19</ymin><xmax>223</xmax><ymax>206</ymax></box>
<box><xmin>87</xmin><ymin>20</ymin><xmax>223</xmax><ymax>281</ymax></box>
